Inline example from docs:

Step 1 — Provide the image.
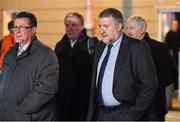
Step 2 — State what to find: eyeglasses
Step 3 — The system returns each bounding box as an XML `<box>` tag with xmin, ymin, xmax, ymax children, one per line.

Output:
<box><xmin>12</xmin><ymin>26</ymin><xmax>33</xmax><ymax>31</ymax></box>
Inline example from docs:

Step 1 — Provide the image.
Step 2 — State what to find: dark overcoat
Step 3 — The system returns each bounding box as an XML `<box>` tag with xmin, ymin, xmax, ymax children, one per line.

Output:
<box><xmin>143</xmin><ymin>33</ymin><xmax>178</xmax><ymax>117</ymax></box>
<box><xmin>54</xmin><ymin>30</ymin><xmax>97</xmax><ymax>120</ymax></box>
<box><xmin>0</xmin><ymin>36</ymin><xmax>59</xmax><ymax>120</ymax></box>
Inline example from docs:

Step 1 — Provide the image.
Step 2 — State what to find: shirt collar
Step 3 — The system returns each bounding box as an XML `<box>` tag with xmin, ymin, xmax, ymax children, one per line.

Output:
<box><xmin>108</xmin><ymin>33</ymin><xmax>123</xmax><ymax>48</ymax></box>
<box><xmin>70</xmin><ymin>39</ymin><xmax>77</xmax><ymax>48</ymax></box>
<box><xmin>18</xmin><ymin>41</ymin><xmax>31</xmax><ymax>51</ymax></box>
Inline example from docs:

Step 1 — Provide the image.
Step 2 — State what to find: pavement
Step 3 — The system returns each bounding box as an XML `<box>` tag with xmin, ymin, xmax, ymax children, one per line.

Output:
<box><xmin>166</xmin><ymin>98</ymin><xmax>180</xmax><ymax>121</ymax></box>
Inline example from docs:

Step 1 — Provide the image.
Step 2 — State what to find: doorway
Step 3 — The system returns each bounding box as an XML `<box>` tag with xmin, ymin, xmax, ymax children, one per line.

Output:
<box><xmin>158</xmin><ymin>7</ymin><xmax>180</xmax><ymax>42</ymax></box>
<box><xmin>157</xmin><ymin>7</ymin><xmax>180</xmax><ymax>109</ymax></box>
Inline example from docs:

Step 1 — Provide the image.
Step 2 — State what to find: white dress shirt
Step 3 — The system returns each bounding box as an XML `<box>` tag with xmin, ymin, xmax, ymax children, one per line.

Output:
<box><xmin>97</xmin><ymin>34</ymin><xmax>123</xmax><ymax>106</ymax></box>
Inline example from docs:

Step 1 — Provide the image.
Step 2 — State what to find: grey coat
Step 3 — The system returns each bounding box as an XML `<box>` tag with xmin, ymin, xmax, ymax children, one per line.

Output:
<box><xmin>0</xmin><ymin>36</ymin><xmax>59</xmax><ymax>120</ymax></box>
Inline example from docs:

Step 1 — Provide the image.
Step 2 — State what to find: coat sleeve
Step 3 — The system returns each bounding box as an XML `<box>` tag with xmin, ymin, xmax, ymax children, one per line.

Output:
<box><xmin>130</xmin><ymin>42</ymin><xmax>158</xmax><ymax>120</ymax></box>
<box><xmin>20</xmin><ymin>50</ymin><xmax>59</xmax><ymax>113</ymax></box>
<box><xmin>157</xmin><ymin>43</ymin><xmax>178</xmax><ymax>87</ymax></box>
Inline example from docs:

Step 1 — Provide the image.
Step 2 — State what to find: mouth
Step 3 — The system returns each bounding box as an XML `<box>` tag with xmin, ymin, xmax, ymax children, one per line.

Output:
<box><xmin>67</xmin><ymin>32</ymin><xmax>74</xmax><ymax>35</ymax></box>
<box><xmin>102</xmin><ymin>35</ymin><xmax>108</xmax><ymax>38</ymax></box>
<box><xmin>15</xmin><ymin>36</ymin><xmax>23</xmax><ymax>41</ymax></box>
<box><xmin>67</xmin><ymin>32</ymin><xmax>72</xmax><ymax>35</ymax></box>
<box><xmin>101</xmin><ymin>33</ymin><xmax>106</xmax><ymax>37</ymax></box>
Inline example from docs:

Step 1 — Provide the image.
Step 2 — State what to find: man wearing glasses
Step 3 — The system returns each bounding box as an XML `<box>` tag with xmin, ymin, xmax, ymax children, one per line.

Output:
<box><xmin>0</xmin><ymin>11</ymin><xmax>59</xmax><ymax>121</ymax></box>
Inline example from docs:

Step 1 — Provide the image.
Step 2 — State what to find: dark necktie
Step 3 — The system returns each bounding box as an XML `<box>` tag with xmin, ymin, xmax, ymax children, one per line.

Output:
<box><xmin>97</xmin><ymin>44</ymin><xmax>113</xmax><ymax>105</ymax></box>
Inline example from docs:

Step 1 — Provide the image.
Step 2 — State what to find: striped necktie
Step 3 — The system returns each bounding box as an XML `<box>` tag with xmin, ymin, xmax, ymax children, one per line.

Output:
<box><xmin>17</xmin><ymin>47</ymin><xmax>24</xmax><ymax>56</ymax></box>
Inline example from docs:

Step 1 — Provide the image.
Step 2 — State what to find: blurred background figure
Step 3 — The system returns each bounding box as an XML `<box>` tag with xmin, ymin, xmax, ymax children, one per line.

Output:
<box><xmin>126</xmin><ymin>15</ymin><xmax>178</xmax><ymax>121</ymax></box>
<box><xmin>164</xmin><ymin>20</ymin><xmax>180</xmax><ymax>110</ymax></box>
<box><xmin>0</xmin><ymin>20</ymin><xmax>15</xmax><ymax>69</ymax></box>
<box><xmin>165</xmin><ymin>20</ymin><xmax>180</xmax><ymax>90</ymax></box>
<box><xmin>54</xmin><ymin>12</ymin><xmax>97</xmax><ymax>121</ymax></box>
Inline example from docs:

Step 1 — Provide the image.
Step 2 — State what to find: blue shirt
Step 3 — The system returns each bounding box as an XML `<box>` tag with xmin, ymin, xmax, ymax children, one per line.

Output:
<box><xmin>97</xmin><ymin>34</ymin><xmax>123</xmax><ymax>106</ymax></box>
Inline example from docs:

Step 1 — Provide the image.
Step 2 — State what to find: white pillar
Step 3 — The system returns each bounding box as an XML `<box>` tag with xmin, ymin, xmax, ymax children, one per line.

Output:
<box><xmin>85</xmin><ymin>0</ymin><xmax>95</xmax><ymax>37</ymax></box>
<box><xmin>178</xmin><ymin>51</ymin><xmax>180</xmax><ymax>108</ymax></box>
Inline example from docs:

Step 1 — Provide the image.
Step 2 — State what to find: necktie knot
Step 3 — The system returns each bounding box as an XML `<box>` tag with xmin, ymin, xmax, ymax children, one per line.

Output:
<box><xmin>107</xmin><ymin>44</ymin><xmax>113</xmax><ymax>53</ymax></box>
<box><xmin>108</xmin><ymin>44</ymin><xmax>113</xmax><ymax>49</ymax></box>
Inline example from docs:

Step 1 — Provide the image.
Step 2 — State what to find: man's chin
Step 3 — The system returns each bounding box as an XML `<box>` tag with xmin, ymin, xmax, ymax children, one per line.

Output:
<box><xmin>68</xmin><ymin>36</ymin><xmax>77</xmax><ymax>40</ymax></box>
<box><xmin>16</xmin><ymin>40</ymin><xmax>21</xmax><ymax>43</ymax></box>
<box><xmin>130</xmin><ymin>36</ymin><xmax>137</xmax><ymax>39</ymax></box>
<box><xmin>102</xmin><ymin>39</ymin><xmax>110</xmax><ymax>44</ymax></box>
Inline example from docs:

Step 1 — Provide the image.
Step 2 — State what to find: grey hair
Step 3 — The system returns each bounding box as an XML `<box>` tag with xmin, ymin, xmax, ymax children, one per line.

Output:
<box><xmin>127</xmin><ymin>16</ymin><xmax>147</xmax><ymax>30</ymax></box>
<box><xmin>99</xmin><ymin>8</ymin><xmax>124</xmax><ymax>28</ymax></box>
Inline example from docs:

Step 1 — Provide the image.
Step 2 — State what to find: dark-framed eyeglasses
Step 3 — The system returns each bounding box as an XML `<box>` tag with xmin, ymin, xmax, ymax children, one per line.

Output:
<box><xmin>12</xmin><ymin>25</ymin><xmax>33</xmax><ymax>31</ymax></box>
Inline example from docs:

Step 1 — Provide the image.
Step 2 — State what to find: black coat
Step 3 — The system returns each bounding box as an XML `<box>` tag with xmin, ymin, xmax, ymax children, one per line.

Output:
<box><xmin>87</xmin><ymin>34</ymin><xmax>158</xmax><ymax>121</ymax></box>
<box><xmin>143</xmin><ymin>33</ymin><xmax>178</xmax><ymax>116</ymax></box>
<box><xmin>54</xmin><ymin>30</ymin><xmax>97</xmax><ymax>120</ymax></box>
<box><xmin>165</xmin><ymin>30</ymin><xmax>180</xmax><ymax>64</ymax></box>
<box><xmin>0</xmin><ymin>36</ymin><xmax>59</xmax><ymax>120</ymax></box>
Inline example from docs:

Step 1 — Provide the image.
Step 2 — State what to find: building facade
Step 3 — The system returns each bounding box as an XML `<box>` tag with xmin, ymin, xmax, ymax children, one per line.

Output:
<box><xmin>0</xmin><ymin>0</ymin><xmax>180</xmax><ymax>49</ymax></box>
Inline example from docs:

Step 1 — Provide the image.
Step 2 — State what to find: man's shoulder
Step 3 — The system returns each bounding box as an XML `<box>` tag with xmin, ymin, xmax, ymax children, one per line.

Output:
<box><xmin>55</xmin><ymin>34</ymin><xmax>69</xmax><ymax>49</ymax></box>
<box><xmin>148</xmin><ymin>38</ymin><xmax>168</xmax><ymax>50</ymax></box>
<box><xmin>123</xmin><ymin>34</ymin><xmax>143</xmax><ymax>47</ymax></box>
<box><xmin>31</xmin><ymin>41</ymin><xmax>58</xmax><ymax>64</ymax></box>
<box><xmin>87</xmin><ymin>36</ymin><xmax>98</xmax><ymax>46</ymax></box>
<box><xmin>33</xmin><ymin>39</ymin><xmax>55</xmax><ymax>55</ymax></box>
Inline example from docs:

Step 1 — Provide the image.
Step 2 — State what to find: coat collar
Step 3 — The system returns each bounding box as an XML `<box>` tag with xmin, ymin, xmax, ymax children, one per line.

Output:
<box><xmin>11</xmin><ymin>36</ymin><xmax>37</xmax><ymax>59</ymax></box>
<box><xmin>113</xmin><ymin>34</ymin><xmax>129</xmax><ymax>86</ymax></box>
<box><xmin>142</xmin><ymin>32</ymin><xmax>151</xmax><ymax>42</ymax></box>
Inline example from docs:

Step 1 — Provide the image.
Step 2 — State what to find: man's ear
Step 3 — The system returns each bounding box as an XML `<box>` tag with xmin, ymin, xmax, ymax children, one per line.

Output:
<box><xmin>117</xmin><ymin>23</ymin><xmax>123</xmax><ymax>31</ymax></box>
<box><xmin>32</xmin><ymin>27</ymin><xmax>36</xmax><ymax>34</ymax></box>
<box><xmin>140</xmin><ymin>27</ymin><xmax>146</xmax><ymax>34</ymax></box>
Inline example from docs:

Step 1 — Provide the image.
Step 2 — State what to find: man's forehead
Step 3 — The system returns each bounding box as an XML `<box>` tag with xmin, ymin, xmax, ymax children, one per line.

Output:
<box><xmin>14</xmin><ymin>18</ymin><xmax>30</xmax><ymax>25</ymax></box>
<box><xmin>65</xmin><ymin>16</ymin><xmax>80</xmax><ymax>24</ymax></box>
<box><xmin>98</xmin><ymin>17</ymin><xmax>115</xmax><ymax>25</ymax></box>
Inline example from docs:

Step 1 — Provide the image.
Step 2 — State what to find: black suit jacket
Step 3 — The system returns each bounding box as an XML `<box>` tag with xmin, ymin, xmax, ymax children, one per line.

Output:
<box><xmin>143</xmin><ymin>33</ymin><xmax>178</xmax><ymax>116</ymax></box>
<box><xmin>87</xmin><ymin>34</ymin><xmax>158</xmax><ymax>121</ymax></box>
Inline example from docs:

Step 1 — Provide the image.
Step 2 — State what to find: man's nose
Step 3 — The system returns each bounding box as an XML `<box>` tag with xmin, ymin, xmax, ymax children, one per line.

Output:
<box><xmin>100</xmin><ymin>28</ymin><xmax>105</xmax><ymax>34</ymax></box>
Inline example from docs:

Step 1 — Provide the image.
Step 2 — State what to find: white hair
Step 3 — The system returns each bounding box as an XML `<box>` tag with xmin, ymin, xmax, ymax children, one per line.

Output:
<box><xmin>127</xmin><ymin>15</ymin><xmax>147</xmax><ymax>30</ymax></box>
